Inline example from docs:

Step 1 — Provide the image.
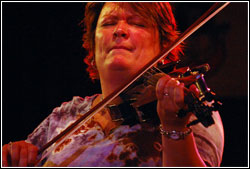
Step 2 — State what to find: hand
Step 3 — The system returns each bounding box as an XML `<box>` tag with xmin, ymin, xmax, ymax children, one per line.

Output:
<box><xmin>2</xmin><ymin>140</ymin><xmax>38</xmax><ymax>167</ymax></box>
<box><xmin>156</xmin><ymin>74</ymin><xmax>200</xmax><ymax>129</ymax></box>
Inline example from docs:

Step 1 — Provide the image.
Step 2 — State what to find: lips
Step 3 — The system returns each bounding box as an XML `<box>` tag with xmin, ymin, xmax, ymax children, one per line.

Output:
<box><xmin>108</xmin><ymin>45</ymin><xmax>133</xmax><ymax>53</ymax></box>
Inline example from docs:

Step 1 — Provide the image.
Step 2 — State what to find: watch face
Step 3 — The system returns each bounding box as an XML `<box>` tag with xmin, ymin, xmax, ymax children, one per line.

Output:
<box><xmin>170</xmin><ymin>131</ymin><xmax>180</xmax><ymax>140</ymax></box>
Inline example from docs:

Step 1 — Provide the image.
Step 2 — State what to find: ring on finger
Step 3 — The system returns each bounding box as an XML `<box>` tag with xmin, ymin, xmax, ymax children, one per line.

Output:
<box><xmin>164</xmin><ymin>92</ymin><xmax>169</xmax><ymax>96</ymax></box>
<box><xmin>163</xmin><ymin>88</ymin><xmax>169</xmax><ymax>96</ymax></box>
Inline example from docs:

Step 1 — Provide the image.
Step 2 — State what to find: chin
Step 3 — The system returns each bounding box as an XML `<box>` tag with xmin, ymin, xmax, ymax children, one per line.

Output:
<box><xmin>107</xmin><ymin>55</ymin><xmax>132</xmax><ymax>71</ymax></box>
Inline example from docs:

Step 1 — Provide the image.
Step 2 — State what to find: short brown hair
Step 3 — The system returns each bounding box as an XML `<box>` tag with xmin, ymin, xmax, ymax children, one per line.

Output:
<box><xmin>80</xmin><ymin>2</ymin><xmax>183</xmax><ymax>80</ymax></box>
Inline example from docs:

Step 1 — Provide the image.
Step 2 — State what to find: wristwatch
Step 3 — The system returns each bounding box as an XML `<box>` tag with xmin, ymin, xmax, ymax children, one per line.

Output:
<box><xmin>159</xmin><ymin>124</ymin><xmax>192</xmax><ymax>140</ymax></box>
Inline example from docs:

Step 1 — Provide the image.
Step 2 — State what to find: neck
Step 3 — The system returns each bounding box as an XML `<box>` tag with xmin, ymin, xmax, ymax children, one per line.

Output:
<box><xmin>99</xmin><ymin>70</ymin><xmax>132</xmax><ymax>105</ymax></box>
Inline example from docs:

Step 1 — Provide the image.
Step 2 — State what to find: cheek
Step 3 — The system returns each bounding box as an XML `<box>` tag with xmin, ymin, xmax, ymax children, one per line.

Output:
<box><xmin>95</xmin><ymin>30</ymin><xmax>109</xmax><ymax>55</ymax></box>
<box><xmin>134</xmin><ymin>32</ymin><xmax>160</xmax><ymax>58</ymax></box>
<box><xmin>146</xmin><ymin>31</ymin><xmax>160</xmax><ymax>53</ymax></box>
<box><xmin>95</xmin><ymin>30</ymin><xmax>112</xmax><ymax>70</ymax></box>
<box><xmin>95</xmin><ymin>31</ymin><xmax>103</xmax><ymax>54</ymax></box>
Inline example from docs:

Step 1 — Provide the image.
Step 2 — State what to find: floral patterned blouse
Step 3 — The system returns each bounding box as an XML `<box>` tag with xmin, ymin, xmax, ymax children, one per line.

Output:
<box><xmin>26</xmin><ymin>95</ymin><xmax>224</xmax><ymax>167</ymax></box>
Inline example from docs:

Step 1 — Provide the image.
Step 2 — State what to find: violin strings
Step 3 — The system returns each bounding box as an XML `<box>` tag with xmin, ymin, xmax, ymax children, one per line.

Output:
<box><xmin>151</xmin><ymin>67</ymin><xmax>164</xmax><ymax>85</ymax></box>
<box><xmin>143</xmin><ymin>68</ymin><xmax>160</xmax><ymax>85</ymax></box>
<box><xmin>142</xmin><ymin>67</ymin><xmax>165</xmax><ymax>87</ymax></box>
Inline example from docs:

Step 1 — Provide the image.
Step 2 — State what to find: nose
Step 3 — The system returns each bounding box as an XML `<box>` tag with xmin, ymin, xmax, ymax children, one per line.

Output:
<box><xmin>113</xmin><ymin>22</ymin><xmax>129</xmax><ymax>40</ymax></box>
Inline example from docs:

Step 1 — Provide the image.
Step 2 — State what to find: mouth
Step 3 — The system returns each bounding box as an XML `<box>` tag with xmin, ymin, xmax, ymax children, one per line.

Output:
<box><xmin>108</xmin><ymin>46</ymin><xmax>133</xmax><ymax>53</ymax></box>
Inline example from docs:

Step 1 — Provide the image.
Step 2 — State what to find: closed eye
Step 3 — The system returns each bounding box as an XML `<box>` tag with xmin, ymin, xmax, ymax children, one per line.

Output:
<box><xmin>134</xmin><ymin>23</ymin><xmax>146</xmax><ymax>27</ymax></box>
<box><xmin>102</xmin><ymin>22</ymin><xmax>116</xmax><ymax>26</ymax></box>
<box><xmin>102</xmin><ymin>20</ymin><xmax>117</xmax><ymax>26</ymax></box>
<box><xmin>101</xmin><ymin>16</ymin><xmax>118</xmax><ymax>27</ymax></box>
<box><xmin>128</xmin><ymin>17</ymin><xmax>147</xmax><ymax>28</ymax></box>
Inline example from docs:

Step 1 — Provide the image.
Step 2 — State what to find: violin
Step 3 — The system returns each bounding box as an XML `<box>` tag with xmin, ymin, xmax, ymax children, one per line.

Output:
<box><xmin>118</xmin><ymin>61</ymin><xmax>222</xmax><ymax>128</ymax></box>
<box><xmin>36</xmin><ymin>2</ymin><xmax>230</xmax><ymax>164</ymax></box>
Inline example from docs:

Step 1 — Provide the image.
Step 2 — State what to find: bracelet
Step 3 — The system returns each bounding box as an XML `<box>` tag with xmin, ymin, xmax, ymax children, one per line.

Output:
<box><xmin>159</xmin><ymin>124</ymin><xmax>192</xmax><ymax>140</ymax></box>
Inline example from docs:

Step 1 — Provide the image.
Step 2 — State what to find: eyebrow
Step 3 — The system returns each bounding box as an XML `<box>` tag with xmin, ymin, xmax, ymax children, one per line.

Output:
<box><xmin>102</xmin><ymin>14</ymin><xmax>119</xmax><ymax>20</ymax></box>
<box><xmin>101</xmin><ymin>13</ymin><xmax>145</xmax><ymax>22</ymax></box>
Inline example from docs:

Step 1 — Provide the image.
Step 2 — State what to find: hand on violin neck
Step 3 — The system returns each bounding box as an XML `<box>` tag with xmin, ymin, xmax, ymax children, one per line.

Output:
<box><xmin>155</xmin><ymin>74</ymin><xmax>197</xmax><ymax>129</ymax></box>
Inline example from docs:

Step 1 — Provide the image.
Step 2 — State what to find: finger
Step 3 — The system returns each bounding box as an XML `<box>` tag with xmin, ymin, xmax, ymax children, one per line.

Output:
<box><xmin>2</xmin><ymin>144</ymin><xmax>9</xmax><ymax>167</ymax></box>
<box><xmin>164</xmin><ymin>78</ymin><xmax>180</xmax><ymax>98</ymax></box>
<box><xmin>166</xmin><ymin>77</ymin><xmax>180</xmax><ymax>88</ymax></box>
<box><xmin>189</xmin><ymin>84</ymin><xmax>200</xmax><ymax>98</ymax></box>
<box><xmin>27</xmin><ymin>145</ymin><xmax>38</xmax><ymax>166</ymax></box>
<box><xmin>11</xmin><ymin>143</ymin><xmax>20</xmax><ymax>166</ymax></box>
<box><xmin>156</xmin><ymin>75</ymin><xmax>171</xmax><ymax>100</ymax></box>
<box><xmin>18</xmin><ymin>146</ymin><xmax>28</xmax><ymax>166</ymax></box>
<box><xmin>173</xmin><ymin>83</ymin><xmax>185</xmax><ymax>109</ymax></box>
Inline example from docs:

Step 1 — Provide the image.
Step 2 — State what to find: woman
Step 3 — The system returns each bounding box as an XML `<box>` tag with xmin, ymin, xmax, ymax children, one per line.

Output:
<box><xmin>2</xmin><ymin>2</ymin><xmax>224</xmax><ymax>167</ymax></box>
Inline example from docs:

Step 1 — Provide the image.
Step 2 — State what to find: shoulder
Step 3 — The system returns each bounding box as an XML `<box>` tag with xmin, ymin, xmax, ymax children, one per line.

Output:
<box><xmin>26</xmin><ymin>94</ymin><xmax>100</xmax><ymax>147</ymax></box>
<box><xmin>190</xmin><ymin>111</ymin><xmax>224</xmax><ymax>166</ymax></box>
<box><xmin>51</xmin><ymin>94</ymin><xmax>99</xmax><ymax>118</ymax></box>
<box><xmin>47</xmin><ymin>94</ymin><xmax>99</xmax><ymax>135</ymax></box>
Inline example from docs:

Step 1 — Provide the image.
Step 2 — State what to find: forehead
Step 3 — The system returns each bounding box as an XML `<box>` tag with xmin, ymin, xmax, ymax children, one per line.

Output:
<box><xmin>100</xmin><ymin>3</ymin><xmax>143</xmax><ymax>18</ymax></box>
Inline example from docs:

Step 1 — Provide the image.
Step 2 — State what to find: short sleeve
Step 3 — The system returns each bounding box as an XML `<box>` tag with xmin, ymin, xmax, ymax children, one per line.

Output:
<box><xmin>25</xmin><ymin>112</ymin><xmax>51</xmax><ymax>149</ymax></box>
<box><xmin>191</xmin><ymin>111</ymin><xmax>224</xmax><ymax>166</ymax></box>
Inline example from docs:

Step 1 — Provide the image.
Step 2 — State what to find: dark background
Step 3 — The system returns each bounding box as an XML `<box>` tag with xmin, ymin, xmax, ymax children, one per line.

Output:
<box><xmin>2</xmin><ymin>2</ymin><xmax>248</xmax><ymax>167</ymax></box>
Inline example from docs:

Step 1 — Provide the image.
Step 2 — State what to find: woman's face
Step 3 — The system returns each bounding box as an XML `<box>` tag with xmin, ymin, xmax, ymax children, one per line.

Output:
<box><xmin>95</xmin><ymin>2</ymin><xmax>160</xmax><ymax>78</ymax></box>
